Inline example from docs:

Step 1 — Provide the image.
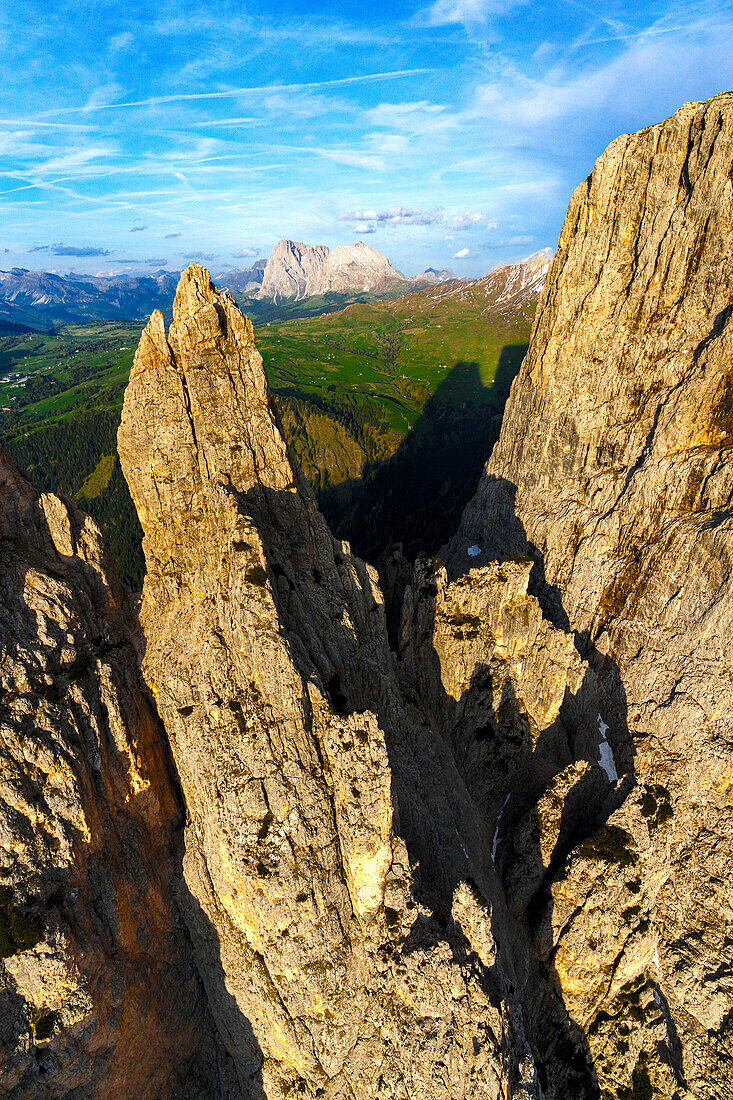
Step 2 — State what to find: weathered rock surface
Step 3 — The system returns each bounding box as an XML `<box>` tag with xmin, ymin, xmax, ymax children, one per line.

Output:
<box><xmin>0</xmin><ymin>454</ymin><xmax>237</xmax><ymax>1098</ymax></box>
<box><xmin>448</xmin><ymin>90</ymin><xmax>733</xmax><ymax>1096</ymax></box>
<box><xmin>118</xmin><ymin>265</ymin><xmax>607</xmax><ymax>1098</ymax></box>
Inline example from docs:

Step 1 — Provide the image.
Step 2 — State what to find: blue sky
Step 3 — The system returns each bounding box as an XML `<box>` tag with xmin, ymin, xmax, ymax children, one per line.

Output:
<box><xmin>2</xmin><ymin>0</ymin><xmax>733</xmax><ymax>278</ymax></box>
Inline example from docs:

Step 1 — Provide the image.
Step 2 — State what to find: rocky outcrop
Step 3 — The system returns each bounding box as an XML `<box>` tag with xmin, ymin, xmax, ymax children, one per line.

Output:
<box><xmin>256</xmin><ymin>240</ymin><xmax>406</xmax><ymax>301</ymax></box>
<box><xmin>0</xmin><ymin>454</ymin><xmax>237</xmax><ymax>1097</ymax></box>
<box><xmin>448</xmin><ymin>90</ymin><xmax>733</xmax><ymax>1096</ymax></box>
<box><xmin>118</xmin><ymin>265</ymin><xmax>605</xmax><ymax>1098</ymax></box>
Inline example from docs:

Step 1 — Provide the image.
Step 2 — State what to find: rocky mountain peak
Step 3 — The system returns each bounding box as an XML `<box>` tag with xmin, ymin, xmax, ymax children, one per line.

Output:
<box><xmin>256</xmin><ymin>236</ymin><xmax>406</xmax><ymax>300</ymax></box>
<box><xmin>0</xmin><ymin>448</ymin><xmax>236</xmax><ymax>1098</ymax></box>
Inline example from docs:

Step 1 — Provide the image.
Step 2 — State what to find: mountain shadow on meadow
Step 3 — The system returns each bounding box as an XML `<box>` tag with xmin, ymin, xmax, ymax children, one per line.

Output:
<box><xmin>320</xmin><ymin>346</ymin><xmax>528</xmax><ymax>565</ymax></box>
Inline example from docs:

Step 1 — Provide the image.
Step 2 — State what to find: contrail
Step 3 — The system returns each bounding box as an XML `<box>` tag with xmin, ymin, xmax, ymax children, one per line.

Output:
<box><xmin>39</xmin><ymin>69</ymin><xmax>433</xmax><ymax>117</ymax></box>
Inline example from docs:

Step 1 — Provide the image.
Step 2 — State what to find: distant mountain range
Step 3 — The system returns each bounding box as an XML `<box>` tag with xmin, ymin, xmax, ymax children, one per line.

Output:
<box><xmin>0</xmin><ymin>239</ymin><xmax>542</xmax><ymax>331</ymax></box>
<box><xmin>420</xmin><ymin>248</ymin><xmax>553</xmax><ymax>315</ymax></box>
<box><xmin>0</xmin><ymin>268</ymin><xmax>180</xmax><ymax>330</ymax></box>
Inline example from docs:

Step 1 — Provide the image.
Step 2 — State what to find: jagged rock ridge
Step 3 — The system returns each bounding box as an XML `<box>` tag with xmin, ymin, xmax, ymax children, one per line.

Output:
<box><xmin>117</xmin><ymin>264</ymin><xmax>614</xmax><ymax>1098</ymax></box>
<box><xmin>0</xmin><ymin>268</ymin><xmax>180</xmax><ymax>329</ymax></box>
<box><xmin>2</xmin><ymin>89</ymin><xmax>732</xmax><ymax>1100</ymax></box>
<box><xmin>408</xmin><ymin>249</ymin><xmax>551</xmax><ymax>317</ymax></box>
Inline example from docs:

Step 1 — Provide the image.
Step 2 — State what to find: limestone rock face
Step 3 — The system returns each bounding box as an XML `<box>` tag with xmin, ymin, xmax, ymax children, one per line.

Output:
<box><xmin>0</xmin><ymin>453</ymin><xmax>236</xmax><ymax>1099</ymax></box>
<box><xmin>118</xmin><ymin>265</ymin><xmax>512</xmax><ymax>1099</ymax></box>
<box><xmin>448</xmin><ymin>90</ymin><xmax>733</xmax><ymax>1096</ymax></box>
<box><xmin>119</xmin><ymin>263</ymin><xmax>621</xmax><ymax>1099</ymax></box>
<box><xmin>256</xmin><ymin>239</ymin><xmax>405</xmax><ymax>301</ymax></box>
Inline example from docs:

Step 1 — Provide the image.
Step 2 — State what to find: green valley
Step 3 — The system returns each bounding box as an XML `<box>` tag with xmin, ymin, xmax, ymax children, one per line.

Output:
<box><xmin>0</xmin><ymin>259</ymin><xmax>544</xmax><ymax>587</ymax></box>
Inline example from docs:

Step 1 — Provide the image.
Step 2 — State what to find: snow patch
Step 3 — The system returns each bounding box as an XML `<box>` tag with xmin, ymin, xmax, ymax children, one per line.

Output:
<box><xmin>597</xmin><ymin>714</ymin><xmax>619</xmax><ymax>782</ymax></box>
<box><xmin>492</xmin><ymin>795</ymin><xmax>510</xmax><ymax>861</ymax></box>
<box><xmin>455</xmin><ymin>828</ymin><xmax>469</xmax><ymax>860</ymax></box>
<box><xmin>467</xmin><ymin>544</ymin><xmax>481</xmax><ymax>557</ymax></box>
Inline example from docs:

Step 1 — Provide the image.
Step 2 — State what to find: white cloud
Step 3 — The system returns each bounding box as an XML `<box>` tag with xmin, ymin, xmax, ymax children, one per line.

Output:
<box><xmin>453</xmin><ymin>247</ymin><xmax>471</xmax><ymax>257</ymax></box>
<box><xmin>190</xmin><ymin>117</ymin><xmax>259</xmax><ymax>129</ymax></box>
<box><xmin>338</xmin><ymin>206</ymin><xmax>501</xmax><ymax>237</ymax></box>
<box><xmin>448</xmin><ymin>211</ymin><xmax>498</xmax><ymax>230</ymax></box>
<box><xmin>367</xmin><ymin>133</ymin><xmax>410</xmax><ymax>155</ymax></box>
<box><xmin>260</xmin><ymin>90</ymin><xmax>350</xmax><ymax>120</ymax></box>
<box><xmin>427</xmin><ymin>0</ymin><xmax>523</xmax><ymax>26</ymax></box>
<box><xmin>365</xmin><ymin>100</ymin><xmax>459</xmax><ymax>136</ymax></box>
<box><xmin>475</xmin><ymin>16</ymin><xmax>733</xmax><ymax>128</ymax></box>
<box><xmin>108</xmin><ymin>31</ymin><xmax>134</xmax><ymax>52</ymax></box>
<box><xmin>339</xmin><ymin>206</ymin><xmax>443</xmax><ymax>227</ymax></box>
<box><xmin>232</xmin><ymin>247</ymin><xmax>258</xmax><ymax>258</ymax></box>
<box><xmin>32</xmin><ymin>144</ymin><xmax>119</xmax><ymax>178</ymax></box>
<box><xmin>151</xmin><ymin>12</ymin><xmax>398</xmax><ymax>51</ymax></box>
<box><xmin>182</xmin><ymin>250</ymin><xmax>219</xmax><ymax>262</ymax></box>
<box><xmin>42</xmin><ymin>70</ymin><xmax>434</xmax><ymax>116</ymax></box>
<box><xmin>320</xmin><ymin>150</ymin><xmax>385</xmax><ymax>171</ymax></box>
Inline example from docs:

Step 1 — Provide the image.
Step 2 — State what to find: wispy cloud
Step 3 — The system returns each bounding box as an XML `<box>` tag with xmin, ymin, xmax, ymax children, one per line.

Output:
<box><xmin>0</xmin><ymin>118</ymin><xmax>94</xmax><ymax>130</ymax></box>
<box><xmin>108</xmin><ymin>31</ymin><xmax>134</xmax><ymax>52</ymax></box>
<box><xmin>426</xmin><ymin>0</ymin><xmax>525</xmax><ymax>25</ymax></box>
<box><xmin>181</xmin><ymin>250</ymin><xmax>220</xmax><ymax>262</ymax></box>
<box><xmin>3</xmin><ymin>0</ymin><xmax>733</xmax><ymax>279</ymax></box>
<box><xmin>40</xmin><ymin>70</ymin><xmax>434</xmax><ymax>117</ymax></box>
<box><xmin>339</xmin><ymin>206</ymin><xmax>500</xmax><ymax>234</ymax></box>
<box><xmin>320</xmin><ymin>150</ymin><xmax>386</xmax><ymax>171</ymax></box>
<box><xmin>190</xmin><ymin>116</ymin><xmax>259</xmax><ymax>129</ymax></box>
<box><xmin>31</xmin><ymin>242</ymin><xmax>111</xmax><ymax>256</ymax></box>
<box><xmin>475</xmin><ymin>13</ymin><xmax>733</xmax><ymax>127</ymax></box>
<box><xmin>365</xmin><ymin>100</ymin><xmax>460</xmax><ymax>135</ymax></box>
<box><xmin>448</xmin><ymin>211</ymin><xmax>498</xmax><ymax>230</ymax></box>
<box><xmin>130</xmin><ymin>224</ymin><xmax>147</xmax><ymax>232</ymax></box>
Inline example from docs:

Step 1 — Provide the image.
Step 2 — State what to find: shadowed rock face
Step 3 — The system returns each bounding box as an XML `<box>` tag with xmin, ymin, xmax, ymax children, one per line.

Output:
<box><xmin>448</xmin><ymin>90</ymin><xmax>733</xmax><ymax>1096</ymax></box>
<box><xmin>118</xmin><ymin>265</ymin><xmax>605</xmax><ymax>1099</ymax></box>
<box><xmin>0</xmin><ymin>454</ymin><xmax>237</xmax><ymax>1099</ymax></box>
<box><xmin>117</xmin><ymin>267</ymin><xmax>504</xmax><ymax>1098</ymax></box>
